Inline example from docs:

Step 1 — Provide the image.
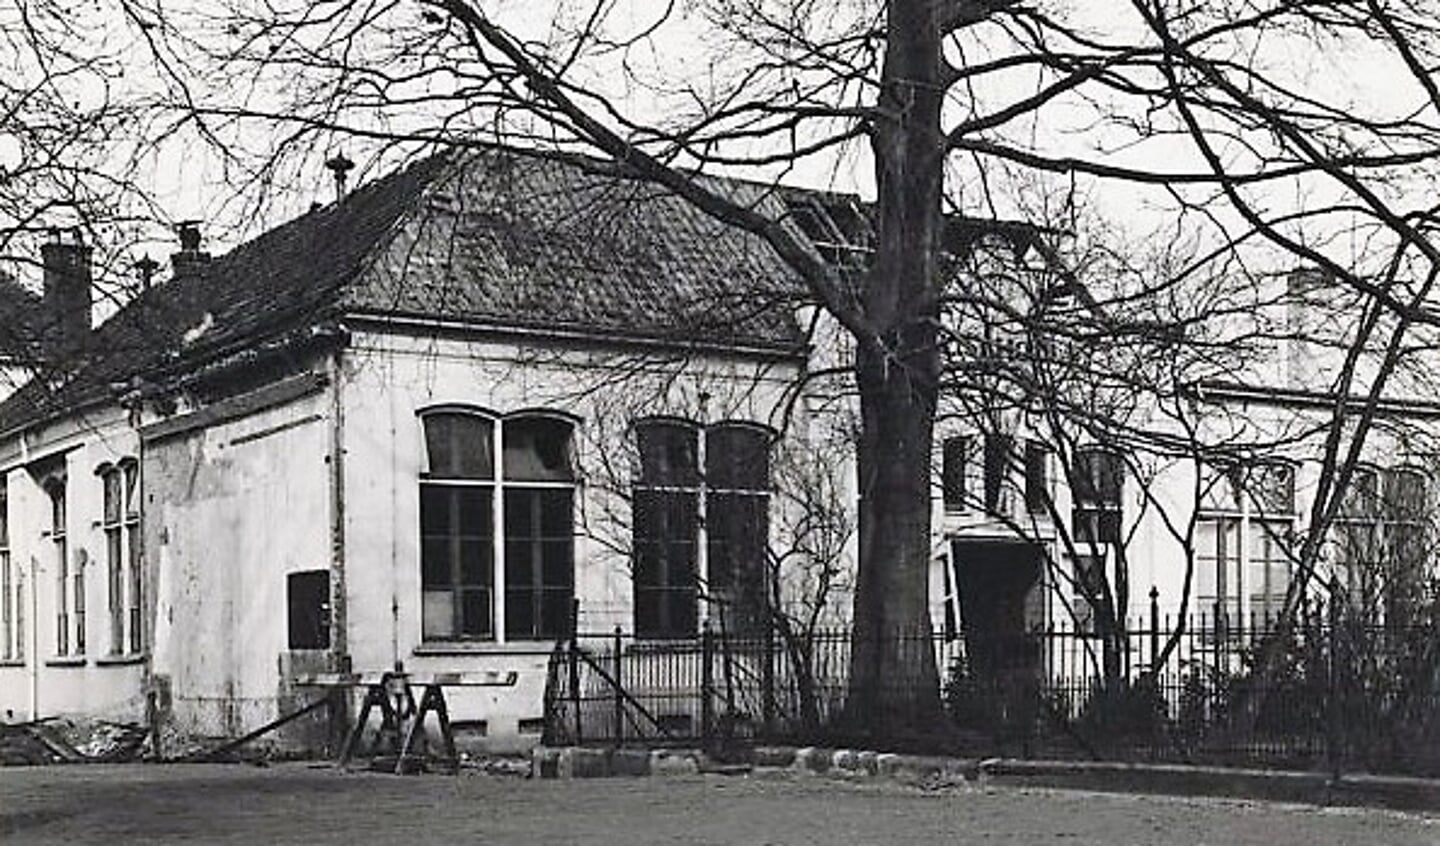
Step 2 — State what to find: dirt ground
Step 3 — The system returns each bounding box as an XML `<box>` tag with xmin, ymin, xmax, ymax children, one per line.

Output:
<box><xmin>1</xmin><ymin>763</ymin><xmax>1438</xmax><ymax>845</ymax></box>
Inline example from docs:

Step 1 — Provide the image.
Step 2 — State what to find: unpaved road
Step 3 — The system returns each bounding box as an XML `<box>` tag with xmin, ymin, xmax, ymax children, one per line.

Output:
<box><xmin>2</xmin><ymin>763</ymin><xmax>1437</xmax><ymax>844</ymax></box>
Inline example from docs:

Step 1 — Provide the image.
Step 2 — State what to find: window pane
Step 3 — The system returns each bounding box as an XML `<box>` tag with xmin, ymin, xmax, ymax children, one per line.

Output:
<box><xmin>541</xmin><ymin>540</ymin><xmax>573</xmax><ymax>586</ymax></box>
<box><xmin>1245</xmin><ymin>463</ymin><xmax>1295</xmax><ymax>516</ymax></box>
<box><xmin>459</xmin><ymin>588</ymin><xmax>492</xmax><ymax>636</ymax></box>
<box><xmin>422</xmin><ymin>591</ymin><xmax>455</xmax><ymax>638</ymax></box>
<box><xmin>505</xmin><ymin>588</ymin><xmax>536</xmax><ymax>639</ymax></box>
<box><xmin>636</xmin><ymin>420</ymin><xmax>699</xmax><ymax>486</ymax></box>
<box><xmin>424</xmin><ymin>413</ymin><xmax>494</xmax><ymax>479</ymax></box>
<box><xmin>1341</xmin><ymin>468</ymin><xmax>1379</xmax><ymax>518</ymax></box>
<box><xmin>459</xmin><ymin>539</ymin><xmax>491</xmax><ymax>585</ymax></box>
<box><xmin>1384</xmin><ymin>469</ymin><xmax>1426</xmax><ymax>520</ymax></box>
<box><xmin>983</xmin><ymin>434</ymin><xmax>1013</xmax><ymax>514</ymax></box>
<box><xmin>1024</xmin><ymin>441</ymin><xmax>1049</xmax><ymax>513</ymax></box>
<box><xmin>941</xmin><ymin>436</ymin><xmax>967</xmax><ymax>511</ymax></box>
<box><xmin>503</xmin><ymin>417</ymin><xmax>574</xmax><ymax>481</ymax></box>
<box><xmin>1075</xmin><ymin>449</ymin><xmax>1121</xmax><ymax>504</ymax></box>
<box><xmin>540</xmin><ymin>489</ymin><xmax>573</xmax><ymax>536</ymax></box>
<box><xmin>421</xmin><ymin>539</ymin><xmax>451</xmax><ymax>588</ymax></box>
<box><xmin>103</xmin><ymin>471</ymin><xmax>121</xmax><ymax>525</ymax></box>
<box><xmin>123</xmin><ymin>463</ymin><xmax>139</xmax><ymax>518</ymax></box>
<box><xmin>505</xmin><ymin>539</ymin><xmax>536</xmax><ymax>586</ymax></box>
<box><xmin>706</xmin><ymin>424</ymin><xmax>769</xmax><ymax>490</ymax></box>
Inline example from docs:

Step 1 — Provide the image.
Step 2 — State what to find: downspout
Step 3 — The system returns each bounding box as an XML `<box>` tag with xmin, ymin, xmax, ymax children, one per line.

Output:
<box><xmin>327</xmin><ymin>351</ymin><xmax>348</xmax><ymax>660</ymax></box>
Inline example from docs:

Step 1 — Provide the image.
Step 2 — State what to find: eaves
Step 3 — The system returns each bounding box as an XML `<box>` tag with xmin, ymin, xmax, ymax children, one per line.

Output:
<box><xmin>1189</xmin><ymin>380</ymin><xmax>1440</xmax><ymax>420</ymax></box>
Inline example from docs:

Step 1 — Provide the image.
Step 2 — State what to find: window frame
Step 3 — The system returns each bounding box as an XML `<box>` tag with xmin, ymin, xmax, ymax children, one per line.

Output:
<box><xmin>98</xmin><ymin>459</ymin><xmax>143</xmax><ymax>656</ymax></box>
<box><xmin>417</xmin><ymin>407</ymin><xmax>578</xmax><ymax>644</ymax></box>
<box><xmin>1071</xmin><ymin>447</ymin><xmax>1124</xmax><ymax>546</ymax></box>
<box><xmin>0</xmin><ymin>475</ymin><xmax>14</xmax><ymax>663</ymax></box>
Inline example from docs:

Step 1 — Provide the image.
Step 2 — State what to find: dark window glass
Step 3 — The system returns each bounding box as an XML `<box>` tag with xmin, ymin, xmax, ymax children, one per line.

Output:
<box><xmin>941</xmin><ymin>436</ymin><xmax>967</xmax><ymax>512</ymax></box>
<box><xmin>287</xmin><ymin>570</ymin><xmax>331</xmax><ymax>650</ymax></box>
<box><xmin>983</xmin><ymin>434</ymin><xmax>1013</xmax><ymax>514</ymax></box>
<box><xmin>633</xmin><ymin>489</ymin><xmax>698</xmax><ymax>639</ymax></box>
<box><xmin>1024</xmin><ymin>441</ymin><xmax>1049</xmax><ymax>513</ymax></box>
<box><xmin>420</xmin><ymin>484</ymin><xmax>494</xmax><ymax>640</ymax></box>
<box><xmin>636</xmin><ymin>420</ymin><xmax>699</xmax><ymax>487</ymax></box>
<box><xmin>503</xmin><ymin>488</ymin><xmax>574</xmax><ymax>640</ymax></box>
<box><xmin>1074</xmin><ymin>449</ymin><xmax>1122</xmax><ymax>505</ymax></box>
<box><xmin>424</xmin><ymin>412</ymin><xmax>494</xmax><ymax>479</ymax></box>
<box><xmin>1384</xmin><ymin>468</ymin><xmax>1426</xmax><ymax>521</ymax></box>
<box><xmin>503</xmin><ymin>417</ymin><xmax>574</xmax><ymax>482</ymax></box>
<box><xmin>705</xmin><ymin>424</ymin><xmax>769</xmax><ymax>490</ymax></box>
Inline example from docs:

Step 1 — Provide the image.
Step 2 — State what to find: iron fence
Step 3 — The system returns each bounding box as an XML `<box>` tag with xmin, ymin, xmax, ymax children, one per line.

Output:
<box><xmin>543</xmin><ymin>602</ymin><xmax>1440</xmax><ymax>775</ymax></box>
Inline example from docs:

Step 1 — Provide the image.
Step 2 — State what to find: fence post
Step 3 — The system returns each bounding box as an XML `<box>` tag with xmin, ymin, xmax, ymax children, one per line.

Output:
<box><xmin>762</xmin><ymin>618</ymin><xmax>776</xmax><ymax>733</ymax></box>
<box><xmin>1326</xmin><ymin>582</ymin><xmax>1342</xmax><ymax>780</ymax></box>
<box><xmin>1149</xmin><ymin>586</ymin><xmax>1160</xmax><ymax>673</ymax></box>
<box><xmin>701</xmin><ymin>620</ymin><xmax>715</xmax><ymax>748</ymax></box>
<box><xmin>612</xmin><ymin>626</ymin><xmax>624</xmax><ymax>745</ymax></box>
<box><xmin>569</xmin><ymin>601</ymin><xmax>583</xmax><ymax>746</ymax></box>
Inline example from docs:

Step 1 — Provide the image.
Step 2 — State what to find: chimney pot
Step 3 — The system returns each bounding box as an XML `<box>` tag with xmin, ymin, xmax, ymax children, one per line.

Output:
<box><xmin>171</xmin><ymin>220</ymin><xmax>211</xmax><ymax>281</ymax></box>
<box><xmin>40</xmin><ymin>229</ymin><xmax>93</xmax><ymax>360</ymax></box>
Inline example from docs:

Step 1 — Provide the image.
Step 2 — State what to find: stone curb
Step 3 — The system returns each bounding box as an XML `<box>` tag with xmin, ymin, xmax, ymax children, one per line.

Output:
<box><xmin>530</xmin><ymin>745</ymin><xmax>1440</xmax><ymax>810</ymax></box>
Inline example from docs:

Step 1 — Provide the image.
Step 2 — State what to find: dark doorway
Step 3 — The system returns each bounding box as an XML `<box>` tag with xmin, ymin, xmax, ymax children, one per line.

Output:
<box><xmin>950</xmin><ymin>540</ymin><xmax>1044</xmax><ymax>737</ymax></box>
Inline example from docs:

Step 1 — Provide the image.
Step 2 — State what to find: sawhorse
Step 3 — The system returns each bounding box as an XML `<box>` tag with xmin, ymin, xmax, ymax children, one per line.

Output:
<box><xmin>297</xmin><ymin>669</ymin><xmax>518</xmax><ymax>774</ymax></box>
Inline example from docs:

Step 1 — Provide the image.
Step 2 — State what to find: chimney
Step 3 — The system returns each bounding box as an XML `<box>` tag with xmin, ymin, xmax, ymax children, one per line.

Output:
<box><xmin>170</xmin><ymin>221</ymin><xmax>211</xmax><ymax>281</ymax></box>
<box><xmin>325</xmin><ymin>153</ymin><xmax>354</xmax><ymax>202</ymax></box>
<box><xmin>41</xmin><ymin>227</ymin><xmax>93</xmax><ymax>358</ymax></box>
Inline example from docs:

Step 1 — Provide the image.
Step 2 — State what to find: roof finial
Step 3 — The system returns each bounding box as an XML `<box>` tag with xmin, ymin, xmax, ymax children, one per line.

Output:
<box><xmin>325</xmin><ymin>153</ymin><xmax>355</xmax><ymax>202</ymax></box>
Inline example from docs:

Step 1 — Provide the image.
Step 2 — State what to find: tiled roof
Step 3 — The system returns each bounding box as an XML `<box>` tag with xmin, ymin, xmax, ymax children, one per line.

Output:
<box><xmin>0</xmin><ymin>275</ymin><xmax>42</xmax><ymax>362</ymax></box>
<box><xmin>343</xmin><ymin>147</ymin><xmax>805</xmax><ymax>347</ymax></box>
<box><xmin>0</xmin><ymin>145</ymin><xmax>808</xmax><ymax>435</ymax></box>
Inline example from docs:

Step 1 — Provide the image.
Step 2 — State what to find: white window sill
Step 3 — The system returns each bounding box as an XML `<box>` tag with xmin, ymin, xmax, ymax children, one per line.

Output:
<box><xmin>95</xmin><ymin>653</ymin><xmax>148</xmax><ymax>667</ymax></box>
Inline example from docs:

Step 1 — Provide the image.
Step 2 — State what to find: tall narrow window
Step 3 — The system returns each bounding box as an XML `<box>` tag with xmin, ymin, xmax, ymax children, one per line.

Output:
<box><xmin>706</xmin><ymin>423</ymin><xmax>772</xmax><ymax>634</ymax></box>
<box><xmin>633</xmin><ymin>419</ymin><xmax>699</xmax><ymax>639</ymax></box>
<box><xmin>1024</xmin><ymin>441</ymin><xmax>1050</xmax><ymax>514</ymax></box>
<box><xmin>983</xmin><ymin>433</ymin><xmax>1013</xmax><ymax>515</ymax></box>
<box><xmin>1335</xmin><ymin>466</ymin><xmax>1380</xmax><ymax>602</ymax></box>
<box><xmin>502</xmin><ymin>416</ymin><xmax>575</xmax><ymax>641</ymax></box>
<box><xmin>420</xmin><ymin>412</ymin><xmax>495</xmax><ymax>640</ymax></box>
<box><xmin>99</xmin><ymin>460</ymin><xmax>142</xmax><ymax>655</ymax></box>
<box><xmin>124</xmin><ymin>462</ymin><xmax>141</xmax><ymax>654</ymax></box>
<box><xmin>48</xmin><ymin>478</ymin><xmax>80</xmax><ymax>656</ymax></box>
<box><xmin>0</xmin><ymin>477</ymin><xmax>11</xmax><ymax>661</ymax></box>
<box><xmin>941</xmin><ymin>435</ymin><xmax>968</xmax><ymax>512</ymax></box>
<box><xmin>1382</xmin><ymin>467</ymin><xmax>1427</xmax><ymax>620</ymax></box>
<box><xmin>1241</xmin><ymin>463</ymin><xmax>1294</xmax><ymax>623</ymax></box>
<box><xmin>102</xmin><ymin>465</ymin><xmax>124</xmax><ymax>655</ymax></box>
<box><xmin>1072</xmin><ymin>448</ymin><xmax>1123</xmax><ymax>544</ymax></box>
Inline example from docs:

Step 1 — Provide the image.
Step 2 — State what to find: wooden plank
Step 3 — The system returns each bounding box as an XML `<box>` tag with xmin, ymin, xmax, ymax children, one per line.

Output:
<box><xmin>296</xmin><ymin>670</ymin><xmax>518</xmax><ymax>687</ymax></box>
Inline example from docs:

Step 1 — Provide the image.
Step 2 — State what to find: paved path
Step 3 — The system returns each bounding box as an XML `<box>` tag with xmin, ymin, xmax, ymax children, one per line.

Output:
<box><xmin>1</xmin><ymin>763</ymin><xmax>1438</xmax><ymax>845</ymax></box>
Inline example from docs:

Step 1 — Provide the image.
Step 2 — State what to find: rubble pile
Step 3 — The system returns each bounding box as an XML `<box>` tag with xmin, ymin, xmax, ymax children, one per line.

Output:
<box><xmin>0</xmin><ymin>717</ymin><xmax>148</xmax><ymax>766</ymax></box>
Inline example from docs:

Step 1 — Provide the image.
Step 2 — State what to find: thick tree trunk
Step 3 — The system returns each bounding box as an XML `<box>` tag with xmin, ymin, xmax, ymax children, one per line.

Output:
<box><xmin>844</xmin><ymin>0</ymin><xmax>947</xmax><ymax>736</ymax></box>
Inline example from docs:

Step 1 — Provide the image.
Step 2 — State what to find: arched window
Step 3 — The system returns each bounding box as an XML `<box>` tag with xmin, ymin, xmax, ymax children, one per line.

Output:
<box><xmin>630</xmin><ymin>418</ymin><xmax>774</xmax><ymax>639</ymax></box>
<box><xmin>705</xmin><ymin>422</ymin><xmax>772</xmax><ymax>634</ymax></box>
<box><xmin>0</xmin><ymin>475</ymin><xmax>15</xmax><ymax>663</ymax></box>
<box><xmin>421</xmin><ymin>411</ymin><xmax>496</xmax><ymax>640</ymax></box>
<box><xmin>632</xmin><ymin>419</ymin><xmax>700</xmax><ymax>639</ymax></box>
<box><xmin>98</xmin><ymin>458</ymin><xmax>142</xmax><ymax>655</ymax></box>
<box><xmin>501</xmin><ymin>414</ymin><xmax>576</xmax><ymax>640</ymax></box>
<box><xmin>419</xmin><ymin>409</ymin><xmax>576</xmax><ymax>642</ymax></box>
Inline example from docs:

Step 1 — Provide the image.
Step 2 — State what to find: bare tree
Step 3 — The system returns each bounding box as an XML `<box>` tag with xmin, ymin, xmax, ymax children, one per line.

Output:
<box><xmin>95</xmin><ymin>0</ymin><xmax>1440</xmax><ymax>733</ymax></box>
